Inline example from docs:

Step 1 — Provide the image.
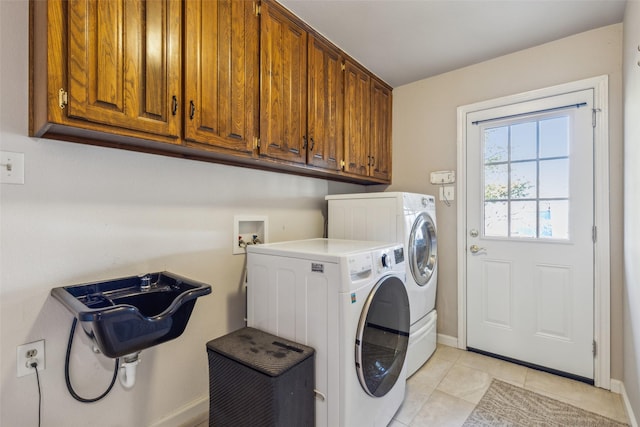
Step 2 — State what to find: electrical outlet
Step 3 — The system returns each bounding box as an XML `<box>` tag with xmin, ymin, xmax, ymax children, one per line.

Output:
<box><xmin>439</xmin><ymin>186</ymin><xmax>455</xmax><ymax>202</ymax></box>
<box><xmin>17</xmin><ymin>340</ymin><xmax>45</xmax><ymax>377</ymax></box>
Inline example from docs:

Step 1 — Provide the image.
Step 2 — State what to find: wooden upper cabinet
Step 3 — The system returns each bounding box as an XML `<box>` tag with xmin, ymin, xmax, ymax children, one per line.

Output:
<box><xmin>343</xmin><ymin>60</ymin><xmax>392</xmax><ymax>182</ymax></box>
<box><xmin>370</xmin><ymin>78</ymin><xmax>392</xmax><ymax>181</ymax></box>
<box><xmin>65</xmin><ymin>0</ymin><xmax>181</xmax><ymax>138</ymax></box>
<box><xmin>184</xmin><ymin>0</ymin><xmax>259</xmax><ymax>154</ymax></box>
<box><xmin>259</xmin><ymin>0</ymin><xmax>307</xmax><ymax>164</ymax></box>
<box><xmin>30</xmin><ymin>0</ymin><xmax>391</xmax><ymax>184</ymax></box>
<box><xmin>307</xmin><ymin>35</ymin><xmax>343</xmax><ymax>171</ymax></box>
<box><xmin>343</xmin><ymin>60</ymin><xmax>371</xmax><ymax>177</ymax></box>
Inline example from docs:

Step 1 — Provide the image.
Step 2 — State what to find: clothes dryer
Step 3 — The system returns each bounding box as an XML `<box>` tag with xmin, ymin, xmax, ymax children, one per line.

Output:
<box><xmin>247</xmin><ymin>239</ymin><xmax>409</xmax><ymax>427</ymax></box>
<box><xmin>326</xmin><ymin>192</ymin><xmax>438</xmax><ymax>377</ymax></box>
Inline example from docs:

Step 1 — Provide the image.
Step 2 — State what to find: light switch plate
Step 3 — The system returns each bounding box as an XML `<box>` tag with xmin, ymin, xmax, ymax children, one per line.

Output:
<box><xmin>1</xmin><ymin>151</ymin><xmax>25</xmax><ymax>185</ymax></box>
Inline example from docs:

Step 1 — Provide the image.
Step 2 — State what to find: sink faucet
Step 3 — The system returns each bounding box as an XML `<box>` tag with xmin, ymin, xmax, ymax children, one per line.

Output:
<box><xmin>140</xmin><ymin>275</ymin><xmax>152</xmax><ymax>291</ymax></box>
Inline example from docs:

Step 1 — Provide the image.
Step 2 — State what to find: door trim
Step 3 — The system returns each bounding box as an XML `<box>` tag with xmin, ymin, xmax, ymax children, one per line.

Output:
<box><xmin>456</xmin><ymin>75</ymin><xmax>611</xmax><ymax>389</ymax></box>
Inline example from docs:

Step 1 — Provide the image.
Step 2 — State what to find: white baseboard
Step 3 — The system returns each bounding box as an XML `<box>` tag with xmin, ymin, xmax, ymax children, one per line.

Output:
<box><xmin>612</xmin><ymin>379</ymin><xmax>638</xmax><ymax>427</ymax></box>
<box><xmin>150</xmin><ymin>395</ymin><xmax>208</xmax><ymax>427</ymax></box>
<box><xmin>611</xmin><ymin>378</ymin><xmax>624</xmax><ymax>394</ymax></box>
<box><xmin>437</xmin><ymin>333</ymin><xmax>459</xmax><ymax>348</ymax></box>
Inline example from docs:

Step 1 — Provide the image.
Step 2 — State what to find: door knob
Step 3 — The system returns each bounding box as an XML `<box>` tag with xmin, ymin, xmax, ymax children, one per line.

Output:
<box><xmin>469</xmin><ymin>244</ymin><xmax>485</xmax><ymax>254</ymax></box>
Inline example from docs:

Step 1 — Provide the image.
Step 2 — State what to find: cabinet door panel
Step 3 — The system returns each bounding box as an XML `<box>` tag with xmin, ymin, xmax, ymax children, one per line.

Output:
<box><xmin>143</xmin><ymin>1</ymin><xmax>166</xmax><ymax>118</ymax></box>
<box><xmin>184</xmin><ymin>0</ymin><xmax>258</xmax><ymax>153</ymax></box>
<box><xmin>67</xmin><ymin>0</ymin><xmax>181</xmax><ymax>138</ymax></box>
<box><xmin>260</xmin><ymin>1</ymin><xmax>307</xmax><ymax>164</ymax></box>
<box><xmin>343</xmin><ymin>60</ymin><xmax>370</xmax><ymax>176</ymax></box>
<box><xmin>308</xmin><ymin>35</ymin><xmax>343</xmax><ymax>170</ymax></box>
<box><xmin>371</xmin><ymin>79</ymin><xmax>392</xmax><ymax>181</ymax></box>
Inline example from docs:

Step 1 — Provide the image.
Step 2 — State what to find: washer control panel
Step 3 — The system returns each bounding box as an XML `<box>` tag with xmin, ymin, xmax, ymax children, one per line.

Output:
<box><xmin>348</xmin><ymin>244</ymin><xmax>404</xmax><ymax>281</ymax></box>
<box><xmin>374</xmin><ymin>245</ymin><xmax>405</xmax><ymax>274</ymax></box>
<box><xmin>348</xmin><ymin>253</ymin><xmax>373</xmax><ymax>276</ymax></box>
<box><xmin>394</xmin><ymin>247</ymin><xmax>405</xmax><ymax>264</ymax></box>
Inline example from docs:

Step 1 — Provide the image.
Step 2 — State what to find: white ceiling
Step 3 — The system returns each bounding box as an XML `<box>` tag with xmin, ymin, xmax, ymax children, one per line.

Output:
<box><xmin>278</xmin><ymin>0</ymin><xmax>627</xmax><ymax>88</ymax></box>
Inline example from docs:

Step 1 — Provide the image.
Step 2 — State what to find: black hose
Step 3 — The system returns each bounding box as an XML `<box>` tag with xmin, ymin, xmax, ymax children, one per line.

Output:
<box><xmin>65</xmin><ymin>317</ymin><xmax>119</xmax><ymax>403</ymax></box>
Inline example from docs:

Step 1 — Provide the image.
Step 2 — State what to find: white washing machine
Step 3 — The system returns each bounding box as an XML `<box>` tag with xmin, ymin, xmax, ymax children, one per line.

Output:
<box><xmin>247</xmin><ymin>239</ymin><xmax>409</xmax><ymax>427</ymax></box>
<box><xmin>326</xmin><ymin>192</ymin><xmax>438</xmax><ymax>377</ymax></box>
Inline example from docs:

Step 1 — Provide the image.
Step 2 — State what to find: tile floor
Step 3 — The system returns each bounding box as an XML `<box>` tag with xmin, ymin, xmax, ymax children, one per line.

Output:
<box><xmin>391</xmin><ymin>344</ymin><xmax>629</xmax><ymax>426</ymax></box>
<box><xmin>195</xmin><ymin>344</ymin><xmax>630</xmax><ymax>426</ymax></box>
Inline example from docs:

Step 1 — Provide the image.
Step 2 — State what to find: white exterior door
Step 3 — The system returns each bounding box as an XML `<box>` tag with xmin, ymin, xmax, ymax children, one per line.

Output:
<box><xmin>465</xmin><ymin>89</ymin><xmax>595</xmax><ymax>380</ymax></box>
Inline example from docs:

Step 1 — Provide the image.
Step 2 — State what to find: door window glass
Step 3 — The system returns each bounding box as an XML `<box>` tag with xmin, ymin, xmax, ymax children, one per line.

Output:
<box><xmin>483</xmin><ymin>114</ymin><xmax>570</xmax><ymax>240</ymax></box>
<box><xmin>355</xmin><ymin>276</ymin><xmax>410</xmax><ymax>397</ymax></box>
<box><xmin>409</xmin><ymin>212</ymin><xmax>437</xmax><ymax>286</ymax></box>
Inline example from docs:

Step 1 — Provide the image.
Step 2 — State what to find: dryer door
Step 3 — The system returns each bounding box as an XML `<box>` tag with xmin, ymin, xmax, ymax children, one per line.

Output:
<box><xmin>355</xmin><ymin>275</ymin><xmax>410</xmax><ymax>397</ymax></box>
<box><xmin>409</xmin><ymin>212</ymin><xmax>438</xmax><ymax>286</ymax></box>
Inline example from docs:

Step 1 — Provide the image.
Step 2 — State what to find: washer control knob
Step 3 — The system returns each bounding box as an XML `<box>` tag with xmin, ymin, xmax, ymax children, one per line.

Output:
<box><xmin>381</xmin><ymin>253</ymin><xmax>391</xmax><ymax>268</ymax></box>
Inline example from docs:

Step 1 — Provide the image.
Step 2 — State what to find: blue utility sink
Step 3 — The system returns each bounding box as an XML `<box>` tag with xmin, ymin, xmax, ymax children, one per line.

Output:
<box><xmin>51</xmin><ymin>271</ymin><xmax>212</xmax><ymax>358</ymax></box>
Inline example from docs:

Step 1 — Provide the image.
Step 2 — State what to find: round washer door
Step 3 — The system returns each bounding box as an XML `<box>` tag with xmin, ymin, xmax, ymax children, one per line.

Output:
<box><xmin>409</xmin><ymin>212</ymin><xmax>437</xmax><ymax>286</ymax></box>
<box><xmin>355</xmin><ymin>275</ymin><xmax>410</xmax><ymax>397</ymax></box>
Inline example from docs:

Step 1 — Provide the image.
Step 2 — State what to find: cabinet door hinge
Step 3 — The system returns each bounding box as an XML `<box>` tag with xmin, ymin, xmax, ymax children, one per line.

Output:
<box><xmin>254</xmin><ymin>137</ymin><xmax>261</xmax><ymax>150</ymax></box>
<box><xmin>592</xmin><ymin>225</ymin><xmax>597</xmax><ymax>243</ymax></box>
<box><xmin>340</xmin><ymin>159</ymin><xmax>345</xmax><ymax>170</ymax></box>
<box><xmin>593</xmin><ymin>340</ymin><xmax>597</xmax><ymax>356</ymax></box>
<box><xmin>58</xmin><ymin>88</ymin><xmax>68</xmax><ymax>109</ymax></box>
<box><xmin>341</xmin><ymin>63</ymin><xmax>346</xmax><ymax>71</ymax></box>
<box><xmin>254</xmin><ymin>2</ymin><xmax>261</xmax><ymax>16</ymax></box>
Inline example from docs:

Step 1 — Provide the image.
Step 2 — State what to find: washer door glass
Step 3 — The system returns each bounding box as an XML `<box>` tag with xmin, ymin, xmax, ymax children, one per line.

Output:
<box><xmin>409</xmin><ymin>212</ymin><xmax>437</xmax><ymax>286</ymax></box>
<box><xmin>355</xmin><ymin>275</ymin><xmax>410</xmax><ymax>397</ymax></box>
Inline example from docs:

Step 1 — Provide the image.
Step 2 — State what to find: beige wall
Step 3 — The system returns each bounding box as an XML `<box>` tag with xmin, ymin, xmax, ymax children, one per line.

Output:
<box><xmin>390</xmin><ymin>24</ymin><xmax>624</xmax><ymax>380</ymax></box>
<box><xmin>623</xmin><ymin>0</ymin><xmax>640</xmax><ymax>419</ymax></box>
<box><xmin>0</xmin><ymin>1</ymin><xmax>628</xmax><ymax>424</ymax></box>
<box><xmin>0</xmin><ymin>1</ymin><xmax>360</xmax><ymax>425</ymax></box>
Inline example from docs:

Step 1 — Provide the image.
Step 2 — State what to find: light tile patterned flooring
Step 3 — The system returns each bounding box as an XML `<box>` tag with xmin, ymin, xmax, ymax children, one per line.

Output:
<box><xmin>391</xmin><ymin>344</ymin><xmax>629</xmax><ymax>426</ymax></box>
<box><xmin>195</xmin><ymin>344</ymin><xmax>630</xmax><ymax>426</ymax></box>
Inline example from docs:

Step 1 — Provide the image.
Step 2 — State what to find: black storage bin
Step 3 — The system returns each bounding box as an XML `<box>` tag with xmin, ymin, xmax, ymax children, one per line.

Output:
<box><xmin>206</xmin><ymin>327</ymin><xmax>315</xmax><ymax>427</ymax></box>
